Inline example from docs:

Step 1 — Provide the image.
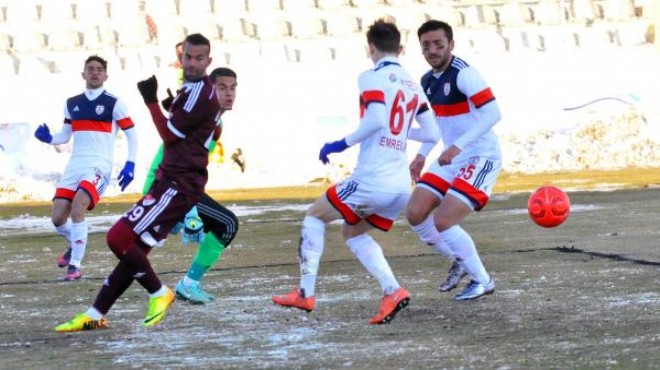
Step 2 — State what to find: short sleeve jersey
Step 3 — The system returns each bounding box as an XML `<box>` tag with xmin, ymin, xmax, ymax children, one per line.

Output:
<box><xmin>63</xmin><ymin>90</ymin><xmax>134</xmax><ymax>175</ymax></box>
<box><xmin>157</xmin><ymin>76</ymin><xmax>220</xmax><ymax>196</ymax></box>
<box><xmin>421</xmin><ymin>55</ymin><xmax>500</xmax><ymax>158</ymax></box>
<box><xmin>352</xmin><ymin>57</ymin><xmax>432</xmax><ymax>192</ymax></box>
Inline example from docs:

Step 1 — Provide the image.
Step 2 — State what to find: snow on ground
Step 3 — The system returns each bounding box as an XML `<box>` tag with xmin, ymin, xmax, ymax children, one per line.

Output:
<box><xmin>2</xmin><ymin>44</ymin><xmax>660</xmax><ymax>203</ymax></box>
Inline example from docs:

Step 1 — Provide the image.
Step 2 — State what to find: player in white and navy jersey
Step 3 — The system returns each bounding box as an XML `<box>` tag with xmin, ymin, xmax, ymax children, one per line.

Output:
<box><xmin>406</xmin><ymin>20</ymin><xmax>502</xmax><ymax>301</ymax></box>
<box><xmin>34</xmin><ymin>55</ymin><xmax>138</xmax><ymax>281</ymax></box>
<box><xmin>273</xmin><ymin>20</ymin><xmax>440</xmax><ymax>324</ymax></box>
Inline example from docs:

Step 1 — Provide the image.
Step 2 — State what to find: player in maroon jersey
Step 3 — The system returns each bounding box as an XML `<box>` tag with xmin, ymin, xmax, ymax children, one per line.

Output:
<box><xmin>55</xmin><ymin>33</ymin><xmax>221</xmax><ymax>332</ymax></box>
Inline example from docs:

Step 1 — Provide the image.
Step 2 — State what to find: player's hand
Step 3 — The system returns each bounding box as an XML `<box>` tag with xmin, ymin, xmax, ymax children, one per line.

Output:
<box><xmin>319</xmin><ymin>139</ymin><xmax>349</xmax><ymax>165</ymax></box>
<box><xmin>137</xmin><ymin>75</ymin><xmax>158</xmax><ymax>104</ymax></box>
<box><xmin>409</xmin><ymin>154</ymin><xmax>426</xmax><ymax>183</ymax></box>
<box><xmin>438</xmin><ymin>145</ymin><xmax>461</xmax><ymax>166</ymax></box>
<box><xmin>34</xmin><ymin>123</ymin><xmax>53</xmax><ymax>143</ymax></box>
<box><xmin>117</xmin><ymin>161</ymin><xmax>135</xmax><ymax>191</ymax></box>
<box><xmin>161</xmin><ymin>88</ymin><xmax>174</xmax><ymax>111</ymax></box>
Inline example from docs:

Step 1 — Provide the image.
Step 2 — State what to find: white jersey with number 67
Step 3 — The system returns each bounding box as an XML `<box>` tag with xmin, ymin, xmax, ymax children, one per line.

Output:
<box><xmin>345</xmin><ymin>56</ymin><xmax>439</xmax><ymax>193</ymax></box>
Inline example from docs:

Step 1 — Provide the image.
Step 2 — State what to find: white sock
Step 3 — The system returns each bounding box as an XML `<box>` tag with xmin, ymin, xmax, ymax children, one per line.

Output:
<box><xmin>346</xmin><ymin>234</ymin><xmax>399</xmax><ymax>295</ymax></box>
<box><xmin>69</xmin><ymin>220</ymin><xmax>88</xmax><ymax>267</ymax></box>
<box><xmin>85</xmin><ymin>307</ymin><xmax>103</xmax><ymax>320</ymax></box>
<box><xmin>439</xmin><ymin>225</ymin><xmax>490</xmax><ymax>284</ymax></box>
<box><xmin>149</xmin><ymin>286</ymin><xmax>167</xmax><ymax>298</ymax></box>
<box><xmin>182</xmin><ymin>276</ymin><xmax>199</xmax><ymax>287</ymax></box>
<box><xmin>298</xmin><ymin>216</ymin><xmax>325</xmax><ymax>298</ymax></box>
<box><xmin>411</xmin><ymin>215</ymin><xmax>452</xmax><ymax>258</ymax></box>
<box><xmin>55</xmin><ymin>220</ymin><xmax>72</xmax><ymax>246</ymax></box>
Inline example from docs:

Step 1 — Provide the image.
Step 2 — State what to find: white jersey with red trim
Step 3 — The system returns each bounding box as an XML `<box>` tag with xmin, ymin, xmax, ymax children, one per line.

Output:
<box><xmin>59</xmin><ymin>88</ymin><xmax>135</xmax><ymax>175</ymax></box>
<box><xmin>348</xmin><ymin>57</ymin><xmax>434</xmax><ymax>192</ymax></box>
<box><xmin>421</xmin><ymin>56</ymin><xmax>501</xmax><ymax>159</ymax></box>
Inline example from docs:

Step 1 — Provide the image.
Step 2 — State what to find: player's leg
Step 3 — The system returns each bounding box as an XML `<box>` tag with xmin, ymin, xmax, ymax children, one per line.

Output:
<box><xmin>51</xmin><ymin>197</ymin><xmax>73</xmax><ymax>268</ymax></box>
<box><xmin>435</xmin><ymin>157</ymin><xmax>501</xmax><ymax>300</ymax></box>
<box><xmin>64</xmin><ymin>172</ymin><xmax>106</xmax><ymax>280</ymax></box>
<box><xmin>176</xmin><ymin>194</ymin><xmax>239</xmax><ymax>303</ymax></box>
<box><xmin>411</xmin><ymin>162</ymin><xmax>467</xmax><ymax>291</ymax></box>
<box><xmin>272</xmin><ymin>185</ymin><xmax>343</xmax><ymax>311</ymax></box>
<box><xmin>108</xmin><ymin>182</ymin><xmax>192</xmax><ymax>325</ymax></box>
<box><xmin>55</xmin><ymin>242</ymin><xmax>153</xmax><ymax>332</ymax></box>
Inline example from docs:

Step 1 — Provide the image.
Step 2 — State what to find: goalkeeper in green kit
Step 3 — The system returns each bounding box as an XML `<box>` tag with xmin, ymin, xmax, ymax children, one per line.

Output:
<box><xmin>143</xmin><ymin>67</ymin><xmax>240</xmax><ymax>304</ymax></box>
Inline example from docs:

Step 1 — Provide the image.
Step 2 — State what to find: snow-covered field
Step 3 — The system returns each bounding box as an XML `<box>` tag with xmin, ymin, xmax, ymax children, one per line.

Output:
<box><xmin>2</xmin><ymin>43</ymin><xmax>660</xmax><ymax>203</ymax></box>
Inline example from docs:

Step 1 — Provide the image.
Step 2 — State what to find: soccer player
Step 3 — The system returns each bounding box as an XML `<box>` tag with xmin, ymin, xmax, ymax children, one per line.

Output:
<box><xmin>142</xmin><ymin>67</ymin><xmax>240</xmax><ymax>304</ymax></box>
<box><xmin>272</xmin><ymin>20</ymin><xmax>440</xmax><ymax>324</ymax></box>
<box><xmin>55</xmin><ymin>33</ymin><xmax>220</xmax><ymax>332</ymax></box>
<box><xmin>33</xmin><ymin>55</ymin><xmax>137</xmax><ymax>281</ymax></box>
<box><xmin>406</xmin><ymin>20</ymin><xmax>502</xmax><ymax>300</ymax></box>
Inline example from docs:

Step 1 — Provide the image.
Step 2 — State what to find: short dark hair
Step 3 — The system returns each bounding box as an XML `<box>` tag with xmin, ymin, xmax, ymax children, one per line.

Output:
<box><xmin>210</xmin><ymin>67</ymin><xmax>237</xmax><ymax>81</ymax></box>
<box><xmin>366</xmin><ymin>19</ymin><xmax>400</xmax><ymax>54</ymax></box>
<box><xmin>85</xmin><ymin>55</ymin><xmax>107</xmax><ymax>70</ymax></box>
<box><xmin>184</xmin><ymin>33</ymin><xmax>211</xmax><ymax>49</ymax></box>
<box><xmin>417</xmin><ymin>20</ymin><xmax>453</xmax><ymax>42</ymax></box>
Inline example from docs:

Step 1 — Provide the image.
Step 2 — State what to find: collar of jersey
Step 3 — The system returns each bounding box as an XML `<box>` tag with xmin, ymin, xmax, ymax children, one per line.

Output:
<box><xmin>374</xmin><ymin>56</ymin><xmax>400</xmax><ymax>71</ymax></box>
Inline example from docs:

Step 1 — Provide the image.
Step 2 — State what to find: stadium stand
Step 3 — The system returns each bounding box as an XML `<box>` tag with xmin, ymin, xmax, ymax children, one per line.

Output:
<box><xmin>179</xmin><ymin>0</ymin><xmax>213</xmax><ymax>18</ymax></box>
<box><xmin>0</xmin><ymin>50</ymin><xmax>16</xmax><ymax>77</ymax></box>
<box><xmin>281</xmin><ymin>0</ymin><xmax>317</xmax><ymax>12</ymax></box>
<box><xmin>213</xmin><ymin>0</ymin><xmax>246</xmax><ymax>13</ymax></box>
<box><xmin>72</xmin><ymin>0</ymin><xmax>108</xmax><ymax>23</ymax></box>
<box><xmin>5</xmin><ymin>1</ymin><xmax>39</xmax><ymax>24</ymax></box>
<box><xmin>317</xmin><ymin>0</ymin><xmax>352</xmax><ymax>10</ymax></box>
<box><xmin>0</xmin><ymin>0</ymin><xmax>650</xmax><ymax>83</ymax></box>
<box><xmin>108</xmin><ymin>0</ymin><xmax>142</xmax><ymax>20</ymax></box>
<box><xmin>290</xmin><ymin>15</ymin><xmax>327</xmax><ymax>39</ymax></box>
<box><xmin>46</xmin><ymin>26</ymin><xmax>81</xmax><ymax>51</ymax></box>
<box><xmin>40</xmin><ymin>0</ymin><xmax>74</xmax><ymax>23</ymax></box>
<box><xmin>11</xmin><ymin>28</ymin><xmax>46</xmax><ymax>54</ymax></box>
<box><xmin>245</xmin><ymin>0</ymin><xmax>282</xmax><ymax>12</ymax></box>
<box><xmin>324</xmin><ymin>13</ymin><xmax>361</xmax><ymax>37</ymax></box>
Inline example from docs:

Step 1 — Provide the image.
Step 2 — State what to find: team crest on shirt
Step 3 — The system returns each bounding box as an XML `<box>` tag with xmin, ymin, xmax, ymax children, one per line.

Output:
<box><xmin>143</xmin><ymin>194</ymin><xmax>156</xmax><ymax>206</ymax></box>
<box><xmin>443</xmin><ymin>82</ymin><xmax>451</xmax><ymax>96</ymax></box>
<box><xmin>389</xmin><ymin>74</ymin><xmax>396</xmax><ymax>82</ymax></box>
<box><xmin>469</xmin><ymin>156</ymin><xmax>480</xmax><ymax>166</ymax></box>
<box><xmin>95</xmin><ymin>105</ymin><xmax>105</xmax><ymax>115</ymax></box>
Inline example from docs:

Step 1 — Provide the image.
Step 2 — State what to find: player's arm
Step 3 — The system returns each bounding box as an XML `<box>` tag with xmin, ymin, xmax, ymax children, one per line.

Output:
<box><xmin>452</xmin><ymin>67</ymin><xmax>501</xmax><ymax>150</ymax></box>
<box><xmin>345</xmin><ymin>73</ymin><xmax>387</xmax><ymax>145</ymax></box>
<box><xmin>48</xmin><ymin>120</ymin><xmax>73</xmax><ymax>145</ymax></box>
<box><xmin>46</xmin><ymin>106</ymin><xmax>74</xmax><ymax>145</ymax></box>
<box><xmin>137</xmin><ymin>75</ymin><xmax>180</xmax><ymax>145</ymax></box>
<box><xmin>408</xmin><ymin>102</ymin><xmax>440</xmax><ymax>144</ymax></box>
<box><xmin>113</xmin><ymin>99</ymin><xmax>138</xmax><ymax>163</ymax></box>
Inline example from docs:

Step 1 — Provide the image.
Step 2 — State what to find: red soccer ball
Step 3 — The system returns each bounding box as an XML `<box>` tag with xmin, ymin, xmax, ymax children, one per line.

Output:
<box><xmin>527</xmin><ymin>186</ymin><xmax>571</xmax><ymax>228</ymax></box>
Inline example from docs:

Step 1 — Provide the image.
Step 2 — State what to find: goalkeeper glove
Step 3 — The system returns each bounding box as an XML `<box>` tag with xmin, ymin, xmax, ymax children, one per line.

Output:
<box><xmin>182</xmin><ymin>206</ymin><xmax>204</xmax><ymax>245</ymax></box>
<box><xmin>137</xmin><ymin>75</ymin><xmax>159</xmax><ymax>104</ymax></box>
<box><xmin>319</xmin><ymin>138</ymin><xmax>348</xmax><ymax>164</ymax></box>
<box><xmin>34</xmin><ymin>124</ymin><xmax>53</xmax><ymax>144</ymax></box>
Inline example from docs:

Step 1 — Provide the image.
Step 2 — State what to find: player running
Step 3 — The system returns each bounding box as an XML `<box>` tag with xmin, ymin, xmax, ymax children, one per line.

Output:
<box><xmin>272</xmin><ymin>20</ymin><xmax>440</xmax><ymax>324</ymax></box>
<box><xmin>55</xmin><ymin>33</ymin><xmax>220</xmax><ymax>332</ymax></box>
<box><xmin>406</xmin><ymin>20</ymin><xmax>502</xmax><ymax>300</ymax></box>
<box><xmin>142</xmin><ymin>67</ymin><xmax>240</xmax><ymax>304</ymax></box>
<box><xmin>34</xmin><ymin>55</ymin><xmax>137</xmax><ymax>281</ymax></box>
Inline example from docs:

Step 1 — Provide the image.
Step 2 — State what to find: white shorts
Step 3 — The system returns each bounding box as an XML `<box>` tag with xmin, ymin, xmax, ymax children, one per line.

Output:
<box><xmin>326</xmin><ymin>178</ymin><xmax>410</xmax><ymax>231</ymax></box>
<box><xmin>417</xmin><ymin>154</ymin><xmax>501</xmax><ymax>211</ymax></box>
<box><xmin>55</xmin><ymin>166</ymin><xmax>109</xmax><ymax>210</ymax></box>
